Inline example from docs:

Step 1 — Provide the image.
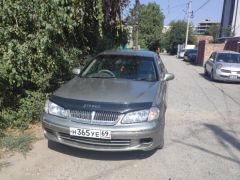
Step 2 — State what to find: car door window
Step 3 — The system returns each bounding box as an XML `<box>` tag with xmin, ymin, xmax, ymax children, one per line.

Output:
<box><xmin>158</xmin><ymin>62</ymin><xmax>165</xmax><ymax>79</ymax></box>
<box><xmin>211</xmin><ymin>52</ymin><xmax>216</xmax><ymax>61</ymax></box>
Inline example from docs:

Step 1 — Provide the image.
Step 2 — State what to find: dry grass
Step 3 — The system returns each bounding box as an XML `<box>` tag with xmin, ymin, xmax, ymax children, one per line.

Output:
<box><xmin>0</xmin><ymin>131</ymin><xmax>35</xmax><ymax>157</ymax></box>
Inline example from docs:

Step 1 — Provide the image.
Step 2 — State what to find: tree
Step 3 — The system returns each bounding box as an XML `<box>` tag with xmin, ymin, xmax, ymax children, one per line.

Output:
<box><xmin>127</xmin><ymin>2</ymin><xmax>164</xmax><ymax>49</ymax></box>
<box><xmin>205</xmin><ymin>24</ymin><xmax>220</xmax><ymax>43</ymax></box>
<box><xmin>222</xmin><ymin>25</ymin><xmax>235</xmax><ymax>37</ymax></box>
<box><xmin>0</xmin><ymin>0</ymin><xmax>129</xmax><ymax>129</ymax></box>
<box><xmin>165</xmin><ymin>20</ymin><xmax>196</xmax><ymax>55</ymax></box>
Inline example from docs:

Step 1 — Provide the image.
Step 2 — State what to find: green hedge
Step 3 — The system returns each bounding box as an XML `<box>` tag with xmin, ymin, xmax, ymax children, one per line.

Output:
<box><xmin>0</xmin><ymin>0</ymin><xmax>127</xmax><ymax>131</ymax></box>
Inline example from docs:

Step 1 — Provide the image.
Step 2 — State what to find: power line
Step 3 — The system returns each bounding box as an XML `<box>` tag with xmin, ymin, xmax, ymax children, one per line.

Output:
<box><xmin>194</xmin><ymin>0</ymin><xmax>211</xmax><ymax>14</ymax></box>
<box><xmin>169</xmin><ymin>2</ymin><xmax>188</xmax><ymax>10</ymax></box>
<box><xmin>165</xmin><ymin>2</ymin><xmax>188</xmax><ymax>12</ymax></box>
<box><xmin>164</xmin><ymin>1</ymin><xmax>188</xmax><ymax>20</ymax></box>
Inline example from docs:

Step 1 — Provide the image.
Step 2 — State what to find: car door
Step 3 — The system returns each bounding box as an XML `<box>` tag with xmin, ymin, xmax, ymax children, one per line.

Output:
<box><xmin>206</xmin><ymin>52</ymin><xmax>216</xmax><ymax>73</ymax></box>
<box><xmin>156</xmin><ymin>57</ymin><xmax>167</xmax><ymax>117</ymax></box>
<box><xmin>184</xmin><ymin>50</ymin><xmax>189</xmax><ymax>61</ymax></box>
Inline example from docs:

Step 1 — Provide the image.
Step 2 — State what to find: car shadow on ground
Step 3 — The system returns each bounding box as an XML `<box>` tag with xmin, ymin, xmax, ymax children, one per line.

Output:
<box><xmin>181</xmin><ymin>59</ymin><xmax>198</xmax><ymax>66</ymax></box>
<box><xmin>172</xmin><ymin>123</ymin><xmax>240</xmax><ymax>165</ymax></box>
<box><xmin>48</xmin><ymin>141</ymin><xmax>156</xmax><ymax>161</ymax></box>
<box><xmin>199</xmin><ymin>73</ymin><xmax>212</xmax><ymax>81</ymax></box>
<box><xmin>199</xmin><ymin>73</ymin><xmax>240</xmax><ymax>84</ymax></box>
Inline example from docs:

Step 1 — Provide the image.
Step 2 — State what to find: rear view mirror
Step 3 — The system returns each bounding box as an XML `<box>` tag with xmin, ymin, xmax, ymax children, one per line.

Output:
<box><xmin>163</xmin><ymin>73</ymin><xmax>175</xmax><ymax>81</ymax></box>
<box><xmin>72</xmin><ymin>68</ymin><xmax>81</xmax><ymax>75</ymax></box>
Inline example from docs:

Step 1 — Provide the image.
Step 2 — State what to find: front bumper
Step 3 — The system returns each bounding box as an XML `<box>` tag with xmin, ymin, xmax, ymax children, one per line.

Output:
<box><xmin>215</xmin><ymin>70</ymin><xmax>240</xmax><ymax>82</ymax></box>
<box><xmin>42</xmin><ymin>113</ymin><xmax>164</xmax><ymax>151</ymax></box>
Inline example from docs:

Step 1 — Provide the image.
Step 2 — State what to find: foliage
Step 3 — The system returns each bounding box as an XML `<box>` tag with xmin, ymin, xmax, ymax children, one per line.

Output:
<box><xmin>0</xmin><ymin>133</ymin><xmax>35</xmax><ymax>156</ymax></box>
<box><xmin>222</xmin><ymin>25</ymin><xmax>235</xmax><ymax>37</ymax></box>
<box><xmin>205</xmin><ymin>24</ymin><xmax>220</xmax><ymax>43</ymax></box>
<box><xmin>0</xmin><ymin>0</ymin><xmax>128</xmax><ymax>131</ymax></box>
<box><xmin>164</xmin><ymin>20</ymin><xmax>196</xmax><ymax>55</ymax></box>
<box><xmin>1</xmin><ymin>92</ymin><xmax>46</xmax><ymax>129</ymax></box>
<box><xmin>127</xmin><ymin>2</ymin><xmax>164</xmax><ymax>49</ymax></box>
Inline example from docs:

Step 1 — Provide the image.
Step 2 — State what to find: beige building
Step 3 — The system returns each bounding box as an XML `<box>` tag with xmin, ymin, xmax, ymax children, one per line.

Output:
<box><xmin>195</xmin><ymin>19</ymin><xmax>220</xmax><ymax>35</ymax></box>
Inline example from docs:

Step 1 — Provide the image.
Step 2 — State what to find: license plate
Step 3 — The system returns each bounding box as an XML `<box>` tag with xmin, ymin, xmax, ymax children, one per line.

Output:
<box><xmin>230</xmin><ymin>75</ymin><xmax>238</xmax><ymax>79</ymax></box>
<box><xmin>70</xmin><ymin>128</ymin><xmax>111</xmax><ymax>139</ymax></box>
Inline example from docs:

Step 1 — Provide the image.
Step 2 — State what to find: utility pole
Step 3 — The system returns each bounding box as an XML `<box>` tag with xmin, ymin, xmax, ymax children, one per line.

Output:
<box><xmin>132</xmin><ymin>0</ymin><xmax>140</xmax><ymax>50</ymax></box>
<box><xmin>185</xmin><ymin>0</ymin><xmax>192</xmax><ymax>49</ymax></box>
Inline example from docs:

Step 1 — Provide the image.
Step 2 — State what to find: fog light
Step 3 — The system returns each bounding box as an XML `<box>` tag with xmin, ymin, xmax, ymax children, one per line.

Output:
<box><xmin>140</xmin><ymin>138</ymin><xmax>152</xmax><ymax>144</ymax></box>
<box><xmin>56</xmin><ymin>133</ymin><xmax>62</xmax><ymax>141</ymax></box>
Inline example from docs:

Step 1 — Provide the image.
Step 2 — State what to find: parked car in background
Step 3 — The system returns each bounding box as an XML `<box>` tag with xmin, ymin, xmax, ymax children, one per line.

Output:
<box><xmin>177</xmin><ymin>44</ymin><xmax>196</xmax><ymax>59</ymax></box>
<box><xmin>178</xmin><ymin>49</ymin><xmax>185</xmax><ymax>58</ymax></box>
<box><xmin>42</xmin><ymin>50</ymin><xmax>174</xmax><ymax>152</ymax></box>
<box><xmin>204</xmin><ymin>50</ymin><xmax>240</xmax><ymax>82</ymax></box>
<box><xmin>184</xmin><ymin>49</ymin><xmax>198</xmax><ymax>63</ymax></box>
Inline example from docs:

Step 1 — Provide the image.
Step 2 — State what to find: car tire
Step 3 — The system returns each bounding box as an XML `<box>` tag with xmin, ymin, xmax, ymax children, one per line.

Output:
<box><xmin>210</xmin><ymin>70</ymin><xmax>215</xmax><ymax>81</ymax></box>
<box><xmin>204</xmin><ymin>67</ymin><xmax>208</xmax><ymax>76</ymax></box>
<box><xmin>157</xmin><ymin>138</ymin><xmax>164</xmax><ymax>149</ymax></box>
<box><xmin>157</xmin><ymin>115</ymin><xmax>165</xmax><ymax>149</ymax></box>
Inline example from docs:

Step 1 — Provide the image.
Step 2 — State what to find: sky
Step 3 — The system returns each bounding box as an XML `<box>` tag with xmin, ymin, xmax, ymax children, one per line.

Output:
<box><xmin>126</xmin><ymin>0</ymin><xmax>224</xmax><ymax>25</ymax></box>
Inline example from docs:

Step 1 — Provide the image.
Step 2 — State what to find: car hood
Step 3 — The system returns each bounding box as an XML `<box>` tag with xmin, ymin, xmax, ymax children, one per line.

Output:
<box><xmin>220</xmin><ymin>63</ymin><xmax>240</xmax><ymax>71</ymax></box>
<box><xmin>53</xmin><ymin>77</ymin><xmax>159</xmax><ymax>104</ymax></box>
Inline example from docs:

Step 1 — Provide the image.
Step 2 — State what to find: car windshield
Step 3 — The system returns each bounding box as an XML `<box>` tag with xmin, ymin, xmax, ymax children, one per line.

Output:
<box><xmin>216</xmin><ymin>53</ymin><xmax>240</xmax><ymax>63</ymax></box>
<box><xmin>80</xmin><ymin>55</ymin><xmax>157</xmax><ymax>81</ymax></box>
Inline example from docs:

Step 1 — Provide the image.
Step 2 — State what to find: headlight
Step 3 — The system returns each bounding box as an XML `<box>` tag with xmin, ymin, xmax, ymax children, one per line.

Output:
<box><xmin>44</xmin><ymin>100</ymin><xmax>68</xmax><ymax>118</ymax></box>
<box><xmin>216</xmin><ymin>63</ymin><xmax>223</xmax><ymax>69</ymax></box>
<box><xmin>121</xmin><ymin>107</ymin><xmax>160</xmax><ymax>124</ymax></box>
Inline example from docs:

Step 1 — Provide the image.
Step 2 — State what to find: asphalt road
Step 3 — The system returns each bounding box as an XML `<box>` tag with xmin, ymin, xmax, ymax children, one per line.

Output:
<box><xmin>1</xmin><ymin>54</ymin><xmax>240</xmax><ymax>180</ymax></box>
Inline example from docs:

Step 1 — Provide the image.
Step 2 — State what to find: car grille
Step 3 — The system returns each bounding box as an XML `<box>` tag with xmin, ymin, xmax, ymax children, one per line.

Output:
<box><xmin>58</xmin><ymin>132</ymin><xmax>131</xmax><ymax>147</ymax></box>
<box><xmin>69</xmin><ymin>110</ymin><xmax>122</xmax><ymax>125</ymax></box>
<box><xmin>221</xmin><ymin>69</ymin><xmax>231</xmax><ymax>73</ymax></box>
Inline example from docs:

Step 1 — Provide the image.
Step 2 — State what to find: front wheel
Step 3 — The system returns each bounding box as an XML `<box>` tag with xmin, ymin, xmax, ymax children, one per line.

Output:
<box><xmin>157</xmin><ymin>138</ymin><xmax>164</xmax><ymax>149</ymax></box>
<box><xmin>210</xmin><ymin>70</ymin><xmax>215</xmax><ymax>81</ymax></box>
<box><xmin>204</xmin><ymin>67</ymin><xmax>208</xmax><ymax>76</ymax></box>
<box><xmin>156</xmin><ymin>115</ymin><xmax>165</xmax><ymax>150</ymax></box>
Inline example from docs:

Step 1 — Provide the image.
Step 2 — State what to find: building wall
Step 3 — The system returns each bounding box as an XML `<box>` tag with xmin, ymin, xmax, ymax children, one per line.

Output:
<box><xmin>195</xmin><ymin>21</ymin><xmax>220</xmax><ymax>35</ymax></box>
<box><xmin>196</xmin><ymin>41</ymin><xmax>225</xmax><ymax>65</ymax></box>
<box><xmin>195</xmin><ymin>35</ymin><xmax>213</xmax><ymax>44</ymax></box>
<box><xmin>233</xmin><ymin>0</ymin><xmax>240</xmax><ymax>36</ymax></box>
<box><xmin>204</xmin><ymin>44</ymin><xmax>225</xmax><ymax>63</ymax></box>
<box><xmin>224</xmin><ymin>37</ymin><xmax>240</xmax><ymax>52</ymax></box>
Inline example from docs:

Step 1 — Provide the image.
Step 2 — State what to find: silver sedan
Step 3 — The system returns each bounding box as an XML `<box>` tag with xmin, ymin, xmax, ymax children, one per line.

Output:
<box><xmin>42</xmin><ymin>50</ymin><xmax>174</xmax><ymax>152</ymax></box>
<box><xmin>204</xmin><ymin>50</ymin><xmax>240</xmax><ymax>82</ymax></box>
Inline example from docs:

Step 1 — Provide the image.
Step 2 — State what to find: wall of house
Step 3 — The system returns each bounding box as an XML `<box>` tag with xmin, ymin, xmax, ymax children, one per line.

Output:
<box><xmin>204</xmin><ymin>44</ymin><xmax>225</xmax><ymax>62</ymax></box>
<box><xmin>196</xmin><ymin>41</ymin><xmax>225</xmax><ymax>65</ymax></box>
<box><xmin>195</xmin><ymin>35</ymin><xmax>213</xmax><ymax>43</ymax></box>
<box><xmin>224</xmin><ymin>38</ymin><xmax>240</xmax><ymax>52</ymax></box>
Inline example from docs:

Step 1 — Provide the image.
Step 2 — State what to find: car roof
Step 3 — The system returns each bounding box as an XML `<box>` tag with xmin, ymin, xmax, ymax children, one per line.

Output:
<box><xmin>99</xmin><ymin>49</ymin><xmax>156</xmax><ymax>58</ymax></box>
<box><xmin>214</xmin><ymin>50</ymin><xmax>240</xmax><ymax>54</ymax></box>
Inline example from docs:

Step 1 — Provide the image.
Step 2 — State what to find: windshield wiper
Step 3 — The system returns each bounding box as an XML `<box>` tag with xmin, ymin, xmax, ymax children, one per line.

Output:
<box><xmin>84</xmin><ymin>76</ymin><xmax>116</xmax><ymax>79</ymax></box>
<box><xmin>134</xmin><ymin>78</ymin><xmax>153</xmax><ymax>82</ymax></box>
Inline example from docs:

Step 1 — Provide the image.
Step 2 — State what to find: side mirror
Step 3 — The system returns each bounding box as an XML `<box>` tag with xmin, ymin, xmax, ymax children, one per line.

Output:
<box><xmin>209</xmin><ymin>58</ymin><xmax>214</xmax><ymax>61</ymax></box>
<box><xmin>163</xmin><ymin>73</ymin><xmax>175</xmax><ymax>81</ymax></box>
<box><xmin>72</xmin><ymin>68</ymin><xmax>81</xmax><ymax>75</ymax></box>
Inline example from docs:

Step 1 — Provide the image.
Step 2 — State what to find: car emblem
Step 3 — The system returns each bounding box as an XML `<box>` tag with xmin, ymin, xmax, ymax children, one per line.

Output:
<box><xmin>83</xmin><ymin>104</ymin><xmax>101</xmax><ymax>109</ymax></box>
